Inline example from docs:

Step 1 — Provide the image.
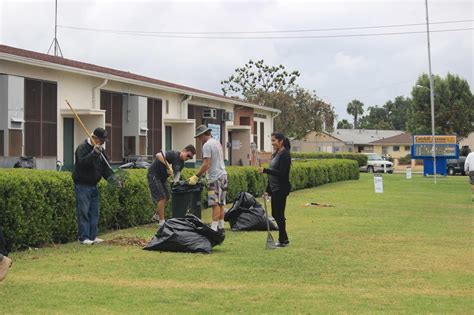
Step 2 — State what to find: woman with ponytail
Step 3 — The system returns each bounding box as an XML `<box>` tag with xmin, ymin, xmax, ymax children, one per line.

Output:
<box><xmin>258</xmin><ymin>132</ymin><xmax>292</xmax><ymax>247</ymax></box>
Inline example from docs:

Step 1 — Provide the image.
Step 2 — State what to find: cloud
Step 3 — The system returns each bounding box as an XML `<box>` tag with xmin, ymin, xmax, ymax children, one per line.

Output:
<box><xmin>332</xmin><ymin>52</ymin><xmax>369</xmax><ymax>73</ymax></box>
<box><xmin>0</xmin><ymin>0</ymin><xmax>472</xmax><ymax>123</ymax></box>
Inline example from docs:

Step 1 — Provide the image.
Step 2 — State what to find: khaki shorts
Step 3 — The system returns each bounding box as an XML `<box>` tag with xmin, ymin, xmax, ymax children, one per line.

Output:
<box><xmin>208</xmin><ymin>175</ymin><xmax>227</xmax><ymax>206</ymax></box>
<box><xmin>469</xmin><ymin>171</ymin><xmax>474</xmax><ymax>185</ymax></box>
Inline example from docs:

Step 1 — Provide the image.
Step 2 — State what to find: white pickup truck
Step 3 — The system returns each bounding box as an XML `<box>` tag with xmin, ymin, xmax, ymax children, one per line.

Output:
<box><xmin>360</xmin><ymin>153</ymin><xmax>394</xmax><ymax>173</ymax></box>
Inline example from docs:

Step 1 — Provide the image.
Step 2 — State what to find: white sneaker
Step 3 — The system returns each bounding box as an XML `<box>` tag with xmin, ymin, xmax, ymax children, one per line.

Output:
<box><xmin>92</xmin><ymin>238</ymin><xmax>104</xmax><ymax>244</ymax></box>
<box><xmin>80</xmin><ymin>239</ymin><xmax>94</xmax><ymax>245</ymax></box>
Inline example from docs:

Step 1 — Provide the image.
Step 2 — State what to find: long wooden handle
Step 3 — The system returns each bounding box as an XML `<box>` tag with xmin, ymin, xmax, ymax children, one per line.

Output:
<box><xmin>65</xmin><ymin>99</ymin><xmax>113</xmax><ymax>171</ymax></box>
<box><xmin>65</xmin><ymin>99</ymin><xmax>96</xmax><ymax>146</ymax></box>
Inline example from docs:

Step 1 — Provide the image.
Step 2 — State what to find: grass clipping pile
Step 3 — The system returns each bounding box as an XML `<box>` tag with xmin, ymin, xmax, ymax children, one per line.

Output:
<box><xmin>104</xmin><ymin>236</ymin><xmax>149</xmax><ymax>247</ymax></box>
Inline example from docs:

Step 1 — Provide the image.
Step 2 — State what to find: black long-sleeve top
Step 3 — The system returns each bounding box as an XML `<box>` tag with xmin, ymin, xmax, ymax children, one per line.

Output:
<box><xmin>263</xmin><ymin>148</ymin><xmax>292</xmax><ymax>196</ymax></box>
<box><xmin>72</xmin><ymin>140</ymin><xmax>113</xmax><ymax>186</ymax></box>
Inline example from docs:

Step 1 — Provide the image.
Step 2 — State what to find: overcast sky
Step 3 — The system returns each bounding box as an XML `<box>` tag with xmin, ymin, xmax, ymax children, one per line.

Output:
<box><xmin>1</xmin><ymin>0</ymin><xmax>472</xmax><ymax>122</ymax></box>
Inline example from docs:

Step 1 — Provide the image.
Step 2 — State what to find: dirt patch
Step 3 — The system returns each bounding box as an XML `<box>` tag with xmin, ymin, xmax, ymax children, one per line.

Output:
<box><xmin>104</xmin><ymin>236</ymin><xmax>149</xmax><ymax>247</ymax></box>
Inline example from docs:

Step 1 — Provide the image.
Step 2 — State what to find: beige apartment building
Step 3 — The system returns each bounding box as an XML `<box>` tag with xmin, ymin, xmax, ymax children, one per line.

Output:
<box><xmin>0</xmin><ymin>45</ymin><xmax>280</xmax><ymax>169</ymax></box>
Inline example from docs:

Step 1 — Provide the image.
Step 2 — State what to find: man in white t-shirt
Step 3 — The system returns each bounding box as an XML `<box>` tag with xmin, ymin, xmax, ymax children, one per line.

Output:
<box><xmin>463</xmin><ymin>151</ymin><xmax>474</xmax><ymax>201</ymax></box>
<box><xmin>189</xmin><ymin>125</ymin><xmax>227</xmax><ymax>231</ymax></box>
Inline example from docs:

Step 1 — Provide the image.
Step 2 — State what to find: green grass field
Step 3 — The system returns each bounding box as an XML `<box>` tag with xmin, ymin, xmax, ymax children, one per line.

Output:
<box><xmin>1</xmin><ymin>173</ymin><xmax>472</xmax><ymax>314</ymax></box>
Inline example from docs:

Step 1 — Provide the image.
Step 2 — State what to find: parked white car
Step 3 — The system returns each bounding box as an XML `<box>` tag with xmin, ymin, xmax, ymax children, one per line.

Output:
<box><xmin>360</xmin><ymin>153</ymin><xmax>394</xmax><ymax>173</ymax></box>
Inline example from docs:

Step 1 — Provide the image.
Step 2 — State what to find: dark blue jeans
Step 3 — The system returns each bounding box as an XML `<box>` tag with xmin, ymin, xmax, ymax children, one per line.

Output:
<box><xmin>74</xmin><ymin>184</ymin><xmax>100</xmax><ymax>241</ymax></box>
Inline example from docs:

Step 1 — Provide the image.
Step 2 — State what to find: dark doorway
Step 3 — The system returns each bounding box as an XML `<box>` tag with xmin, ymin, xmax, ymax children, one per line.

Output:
<box><xmin>63</xmin><ymin>118</ymin><xmax>74</xmax><ymax>171</ymax></box>
<box><xmin>165</xmin><ymin>126</ymin><xmax>172</xmax><ymax>151</ymax></box>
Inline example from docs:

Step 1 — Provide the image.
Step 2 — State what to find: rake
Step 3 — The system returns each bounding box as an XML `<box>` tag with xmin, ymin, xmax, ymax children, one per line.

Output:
<box><xmin>251</xmin><ymin>143</ymin><xmax>276</xmax><ymax>250</ymax></box>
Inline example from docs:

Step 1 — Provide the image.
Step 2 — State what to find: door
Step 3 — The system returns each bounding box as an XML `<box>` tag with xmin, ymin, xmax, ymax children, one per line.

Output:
<box><xmin>63</xmin><ymin>118</ymin><xmax>74</xmax><ymax>171</ymax></box>
<box><xmin>165</xmin><ymin>126</ymin><xmax>172</xmax><ymax>151</ymax></box>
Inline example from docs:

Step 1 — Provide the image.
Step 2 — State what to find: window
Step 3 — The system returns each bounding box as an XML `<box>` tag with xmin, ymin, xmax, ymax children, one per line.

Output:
<box><xmin>393</xmin><ymin>145</ymin><xmax>400</xmax><ymax>152</ymax></box>
<box><xmin>147</xmin><ymin>98</ymin><xmax>163</xmax><ymax>156</ymax></box>
<box><xmin>24</xmin><ymin>79</ymin><xmax>57</xmax><ymax>157</ymax></box>
<box><xmin>382</xmin><ymin>146</ymin><xmax>388</xmax><ymax>154</ymax></box>
<box><xmin>124</xmin><ymin>136</ymin><xmax>136</xmax><ymax>157</ymax></box>
<box><xmin>253</xmin><ymin>121</ymin><xmax>258</xmax><ymax>147</ymax></box>
<box><xmin>165</xmin><ymin>100</ymin><xmax>169</xmax><ymax>114</ymax></box>
<box><xmin>404</xmin><ymin>145</ymin><xmax>411</xmax><ymax>151</ymax></box>
<box><xmin>260</xmin><ymin>122</ymin><xmax>264</xmax><ymax>151</ymax></box>
<box><xmin>101</xmin><ymin>91</ymin><xmax>123</xmax><ymax>162</ymax></box>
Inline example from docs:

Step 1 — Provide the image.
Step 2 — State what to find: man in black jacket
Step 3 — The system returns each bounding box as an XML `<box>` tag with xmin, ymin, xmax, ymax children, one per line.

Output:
<box><xmin>72</xmin><ymin>127</ymin><xmax>113</xmax><ymax>245</ymax></box>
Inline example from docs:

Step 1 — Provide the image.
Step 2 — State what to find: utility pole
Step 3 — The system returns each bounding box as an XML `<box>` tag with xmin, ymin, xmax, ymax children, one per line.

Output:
<box><xmin>47</xmin><ymin>0</ymin><xmax>63</xmax><ymax>57</ymax></box>
<box><xmin>424</xmin><ymin>0</ymin><xmax>436</xmax><ymax>184</ymax></box>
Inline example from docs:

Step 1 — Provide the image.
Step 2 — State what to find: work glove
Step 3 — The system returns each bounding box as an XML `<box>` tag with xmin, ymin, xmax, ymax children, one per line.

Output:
<box><xmin>188</xmin><ymin>175</ymin><xmax>199</xmax><ymax>185</ymax></box>
<box><xmin>167</xmin><ymin>166</ymin><xmax>174</xmax><ymax>176</ymax></box>
<box><xmin>93</xmin><ymin>144</ymin><xmax>103</xmax><ymax>154</ymax></box>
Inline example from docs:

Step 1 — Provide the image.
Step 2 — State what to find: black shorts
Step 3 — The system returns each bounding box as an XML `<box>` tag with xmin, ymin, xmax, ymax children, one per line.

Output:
<box><xmin>469</xmin><ymin>171</ymin><xmax>474</xmax><ymax>185</ymax></box>
<box><xmin>148</xmin><ymin>175</ymin><xmax>170</xmax><ymax>202</ymax></box>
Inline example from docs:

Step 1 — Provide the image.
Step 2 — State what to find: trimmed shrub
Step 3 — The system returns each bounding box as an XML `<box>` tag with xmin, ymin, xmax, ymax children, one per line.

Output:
<box><xmin>399</xmin><ymin>154</ymin><xmax>412</xmax><ymax>165</ymax></box>
<box><xmin>291</xmin><ymin>152</ymin><xmax>368</xmax><ymax>167</ymax></box>
<box><xmin>0</xmin><ymin>159</ymin><xmax>358</xmax><ymax>250</ymax></box>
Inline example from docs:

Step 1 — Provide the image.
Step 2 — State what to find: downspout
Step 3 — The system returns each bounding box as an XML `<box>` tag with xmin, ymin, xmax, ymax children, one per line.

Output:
<box><xmin>92</xmin><ymin>79</ymin><xmax>108</xmax><ymax>109</ymax></box>
<box><xmin>181</xmin><ymin>94</ymin><xmax>192</xmax><ymax>119</ymax></box>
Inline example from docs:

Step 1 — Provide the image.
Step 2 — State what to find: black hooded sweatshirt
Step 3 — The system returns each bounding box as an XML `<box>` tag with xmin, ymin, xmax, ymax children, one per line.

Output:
<box><xmin>72</xmin><ymin>140</ymin><xmax>113</xmax><ymax>186</ymax></box>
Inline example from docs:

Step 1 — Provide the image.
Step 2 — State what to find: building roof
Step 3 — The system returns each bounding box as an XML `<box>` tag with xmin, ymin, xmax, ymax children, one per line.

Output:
<box><xmin>369</xmin><ymin>132</ymin><xmax>413</xmax><ymax>145</ymax></box>
<box><xmin>0</xmin><ymin>44</ymin><xmax>280</xmax><ymax>113</ymax></box>
<box><xmin>331</xmin><ymin>129</ymin><xmax>405</xmax><ymax>145</ymax></box>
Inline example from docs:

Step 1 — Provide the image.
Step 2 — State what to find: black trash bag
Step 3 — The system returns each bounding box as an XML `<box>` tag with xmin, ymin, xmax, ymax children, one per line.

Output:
<box><xmin>170</xmin><ymin>181</ymin><xmax>204</xmax><ymax>218</ymax></box>
<box><xmin>224</xmin><ymin>192</ymin><xmax>279</xmax><ymax>231</ymax></box>
<box><xmin>13</xmin><ymin>156</ymin><xmax>35</xmax><ymax>169</ymax></box>
<box><xmin>143</xmin><ymin>214</ymin><xmax>224</xmax><ymax>254</ymax></box>
<box><xmin>119</xmin><ymin>160</ymin><xmax>150</xmax><ymax>169</ymax></box>
<box><xmin>171</xmin><ymin>180</ymin><xmax>204</xmax><ymax>194</ymax></box>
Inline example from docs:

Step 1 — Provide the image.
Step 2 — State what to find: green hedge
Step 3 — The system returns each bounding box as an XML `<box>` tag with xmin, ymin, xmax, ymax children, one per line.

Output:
<box><xmin>291</xmin><ymin>152</ymin><xmax>368</xmax><ymax>167</ymax></box>
<box><xmin>0</xmin><ymin>159</ymin><xmax>358</xmax><ymax>250</ymax></box>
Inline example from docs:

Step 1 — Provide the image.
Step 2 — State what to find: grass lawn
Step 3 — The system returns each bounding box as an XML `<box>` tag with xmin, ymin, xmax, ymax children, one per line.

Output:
<box><xmin>1</xmin><ymin>173</ymin><xmax>472</xmax><ymax>314</ymax></box>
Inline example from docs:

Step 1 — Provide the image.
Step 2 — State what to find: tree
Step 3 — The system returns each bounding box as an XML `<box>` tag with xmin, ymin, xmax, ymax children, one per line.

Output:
<box><xmin>221</xmin><ymin>59</ymin><xmax>300</xmax><ymax>101</ymax></box>
<box><xmin>221</xmin><ymin>60</ymin><xmax>335</xmax><ymax>138</ymax></box>
<box><xmin>337</xmin><ymin>119</ymin><xmax>353</xmax><ymax>129</ymax></box>
<box><xmin>384</xmin><ymin>96</ymin><xmax>412</xmax><ymax>130</ymax></box>
<box><xmin>293</xmin><ymin>87</ymin><xmax>335</xmax><ymax>136</ymax></box>
<box><xmin>346</xmin><ymin>99</ymin><xmax>364</xmax><ymax>129</ymax></box>
<box><xmin>358</xmin><ymin>106</ymin><xmax>392</xmax><ymax>130</ymax></box>
<box><xmin>407</xmin><ymin>73</ymin><xmax>474</xmax><ymax>138</ymax></box>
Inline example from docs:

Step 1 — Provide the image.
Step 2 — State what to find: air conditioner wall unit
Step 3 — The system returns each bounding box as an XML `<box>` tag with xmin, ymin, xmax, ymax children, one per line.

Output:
<box><xmin>222</xmin><ymin>111</ymin><xmax>234</xmax><ymax>121</ymax></box>
<box><xmin>203</xmin><ymin>108</ymin><xmax>217</xmax><ymax>119</ymax></box>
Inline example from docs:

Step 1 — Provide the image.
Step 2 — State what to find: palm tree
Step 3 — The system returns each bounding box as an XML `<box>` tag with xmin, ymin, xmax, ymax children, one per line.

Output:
<box><xmin>346</xmin><ymin>99</ymin><xmax>364</xmax><ymax>129</ymax></box>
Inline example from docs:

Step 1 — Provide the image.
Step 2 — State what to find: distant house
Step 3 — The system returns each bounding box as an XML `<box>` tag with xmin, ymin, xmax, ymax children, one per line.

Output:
<box><xmin>369</xmin><ymin>132</ymin><xmax>413</xmax><ymax>159</ymax></box>
<box><xmin>291</xmin><ymin>131</ymin><xmax>347</xmax><ymax>153</ymax></box>
<box><xmin>330</xmin><ymin>129</ymin><xmax>405</xmax><ymax>153</ymax></box>
<box><xmin>459</xmin><ymin>132</ymin><xmax>474</xmax><ymax>153</ymax></box>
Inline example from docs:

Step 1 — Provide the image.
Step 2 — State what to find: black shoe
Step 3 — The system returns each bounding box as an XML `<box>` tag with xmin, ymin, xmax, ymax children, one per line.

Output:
<box><xmin>275</xmin><ymin>240</ymin><xmax>290</xmax><ymax>247</ymax></box>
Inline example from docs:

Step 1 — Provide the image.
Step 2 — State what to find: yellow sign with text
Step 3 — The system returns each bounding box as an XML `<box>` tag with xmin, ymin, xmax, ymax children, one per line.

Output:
<box><xmin>413</xmin><ymin>135</ymin><xmax>456</xmax><ymax>144</ymax></box>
